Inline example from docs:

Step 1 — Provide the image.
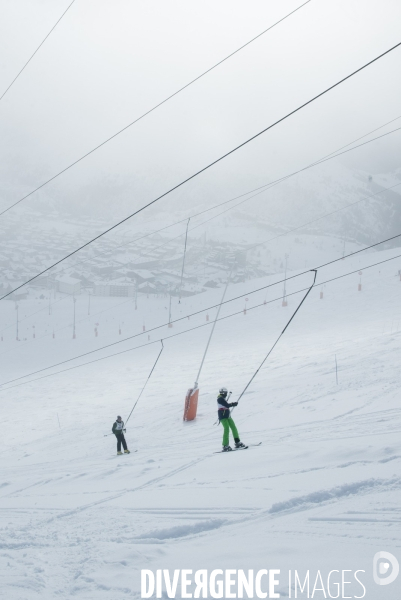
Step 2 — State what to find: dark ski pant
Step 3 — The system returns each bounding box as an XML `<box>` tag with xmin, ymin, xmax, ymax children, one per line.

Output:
<box><xmin>221</xmin><ymin>417</ymin><xmax>239</xmax><ymax>447</ymax></box>
<box><xmin>115</xmin><ymin>433</ymin><xmax>127</xmax><ymax>452</ymax></box>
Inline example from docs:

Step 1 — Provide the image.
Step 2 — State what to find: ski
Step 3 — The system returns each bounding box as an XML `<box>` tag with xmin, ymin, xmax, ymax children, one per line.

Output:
<box><xmin>113</xmin><ymin>450</ymin><xmax>138</xmax><ymax>457</ymax></box>
<box><xmin>213</xmin><ymin>442</ymin><xmax>261</xmax><ymax>454</ymax></box>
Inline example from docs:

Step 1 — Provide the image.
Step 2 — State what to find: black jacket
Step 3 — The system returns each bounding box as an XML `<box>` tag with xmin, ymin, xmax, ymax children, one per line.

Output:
<box><xmin>217</xmin><ymin>394</ymin><xmax>234</xmax><ymax>420</ymax></box>
<box><xmin>112</xmin><ymin>420</ymin><xmax>125</xmax><ymax>436</ymax></box>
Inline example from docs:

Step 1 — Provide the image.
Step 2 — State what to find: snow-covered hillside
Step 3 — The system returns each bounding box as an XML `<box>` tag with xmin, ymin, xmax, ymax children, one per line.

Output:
<box><xmin>0</xmin><ymin>246</ymin><xmax>401</xmax><ymax>599</ymax></box>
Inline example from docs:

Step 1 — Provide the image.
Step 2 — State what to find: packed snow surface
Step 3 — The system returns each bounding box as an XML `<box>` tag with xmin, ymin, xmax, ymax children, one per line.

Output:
<box><xmin>0</xmin><ymin>246</ymin><xmax>401</xmax><ymax>598</ymax></box>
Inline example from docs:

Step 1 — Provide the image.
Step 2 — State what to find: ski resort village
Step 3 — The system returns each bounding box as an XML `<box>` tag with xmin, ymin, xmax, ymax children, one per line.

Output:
<box><xmin>0</xmin><ymin>213</ymin><xmax>259</xmax><ymax>302</ymax></box>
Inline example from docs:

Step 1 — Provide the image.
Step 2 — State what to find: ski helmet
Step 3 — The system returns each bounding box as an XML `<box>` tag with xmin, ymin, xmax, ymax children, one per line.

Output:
<box><xmin>117</xmin><ymin>415</ymin><xmax>122</xmax><ymax>419</ymax></box>
<box><xmin>219</xmin><ymin>387</ymin><xmax>228</xmax><ymax>394</ymax></box>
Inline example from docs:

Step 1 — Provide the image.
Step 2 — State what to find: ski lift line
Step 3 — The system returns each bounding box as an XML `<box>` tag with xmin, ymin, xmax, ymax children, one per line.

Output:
<box><xmin>195</xmin><ymin>268</ymin><xmax>232</xmax><ymax>386</ymax></box>
<box><xmin>2</xmin><ymin>42</ymin><xmax>400</xmax><ymax>301</ymax></box>
<box><xmin>0</xmin><ymin>0</ymin><xmax>313</xmax><ymax>217</ymax></box>
<box><xmin>124</xmin><ymin>340</ymin><xmax>164</xmax><ymax>427</ymax></box>
<box><xmin>0</xmin><ymin>0</ymin><xmax>76</xmax><ymax>103</ymax></box>
<box><xmin>312</xmin><ymin>114</ymin><xmax>401</xmax><ymax>160</ymax></box>
<box><xmin>253</xmin><ymin>125</ymin><xmax>401</xmax><ymax>193</ymax></box>
<box><xmin>179</xmin><ymin>218</ymin><xmax>191</xmax><ymax>299</ymax></box>
<box><xmin>3</xmin><ymin>121</ymin><xmax>401</xmax><ymax>313</ymax></box>
<box><xmin>233</xmin><ymin>270</ymin><xmax>317</xmax><ymax>410</ymax></box>
<box><xmin>3</xmin><ymin>247</ymin><xmax>401</xmax><ymax>394</ymax></box>
<box><xmin>3</xmin><ymin>246</ymin><xmax>401</xmax><ymax>392</ymax></box>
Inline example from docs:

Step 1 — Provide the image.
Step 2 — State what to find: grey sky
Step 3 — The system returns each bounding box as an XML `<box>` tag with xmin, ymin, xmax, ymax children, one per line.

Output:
<box><xmin>0</xmin><ymin>0</ymin><xmax>400</xmax><ymax>230</ymax></box>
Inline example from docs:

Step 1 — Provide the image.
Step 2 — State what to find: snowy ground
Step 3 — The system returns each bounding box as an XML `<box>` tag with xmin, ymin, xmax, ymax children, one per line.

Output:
<box><xmin>1</xmin><ymin>246</ymin><xmax>401</xmax><ymax>598</ymax></box>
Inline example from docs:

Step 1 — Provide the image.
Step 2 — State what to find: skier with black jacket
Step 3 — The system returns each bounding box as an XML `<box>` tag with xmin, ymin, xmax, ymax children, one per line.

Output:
<box><xmin>112</xmin><ymin>415</ymin><xmax>130</xmax><ymax>455</ymax></box>
<box><xmin>217</xmin><ymin>387</ymin><xmax>246</xmax><ymax>451</ymax></box>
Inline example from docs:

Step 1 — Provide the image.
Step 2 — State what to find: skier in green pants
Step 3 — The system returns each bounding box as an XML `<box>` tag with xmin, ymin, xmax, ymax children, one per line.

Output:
<box><xmin>217</xmin><ymin>387</ymin><xmax>246</xmax><ymax>451</ymax></box>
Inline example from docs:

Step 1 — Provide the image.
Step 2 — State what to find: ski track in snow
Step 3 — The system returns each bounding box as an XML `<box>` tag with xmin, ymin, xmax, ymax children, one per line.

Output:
<box><xmin>1</xmin><ymin>250</ymin><xmax>401</xmax><ymax>597</ymax></box>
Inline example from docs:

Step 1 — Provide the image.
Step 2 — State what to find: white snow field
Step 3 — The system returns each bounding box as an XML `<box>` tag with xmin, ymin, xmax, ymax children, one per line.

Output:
<box><xmin>1</xmin><ymin>246</ymin><xmax>401</xmax><ymax>599</ymax></box>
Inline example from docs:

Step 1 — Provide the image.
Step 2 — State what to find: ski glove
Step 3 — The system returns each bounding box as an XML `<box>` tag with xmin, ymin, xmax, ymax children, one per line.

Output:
<box><xmin>230</xmin><ymin>402</ymin><xmax>238</xmax><ymax>407</ymax></box>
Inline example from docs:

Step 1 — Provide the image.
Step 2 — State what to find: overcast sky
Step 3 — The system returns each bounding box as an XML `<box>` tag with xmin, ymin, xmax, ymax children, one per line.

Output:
<box><xmin>0</xmin><ymin>0</ymin><xmax>400</xmax><ymax>233</ymax></box>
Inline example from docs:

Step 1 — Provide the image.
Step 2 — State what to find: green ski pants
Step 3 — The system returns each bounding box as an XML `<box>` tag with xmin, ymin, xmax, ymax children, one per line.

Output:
<box><xmin>221</xmin><ymin>417</ymin><xmax>239</xmax><ymax>446</ymax></box>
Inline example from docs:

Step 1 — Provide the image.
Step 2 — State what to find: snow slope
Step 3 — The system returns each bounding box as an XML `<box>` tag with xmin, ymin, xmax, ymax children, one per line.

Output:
<box><xmin>0</xmin><ymin>246</ymin><xmax>401</xmax><ymax>599</ymax></box>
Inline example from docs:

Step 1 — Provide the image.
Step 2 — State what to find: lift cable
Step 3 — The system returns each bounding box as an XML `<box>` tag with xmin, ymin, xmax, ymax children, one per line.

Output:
<box><xmin>124</xmin><ymin>340</ymin><xmax>164</xmax><ymax>427</ymax></box>
<box><xmin>178</xmin><ymin>218</ymin><xmax>191</xmax><ymax>301</ymax></box>
<box><xmin>231</xmin><ymin>269</ymin><xmax>317</xmax><ymax>412</ymax></box>
<box><xmin>0</xmin><ymin>0</ymin><xmax>76</xmax><ymax>103</ymax></box>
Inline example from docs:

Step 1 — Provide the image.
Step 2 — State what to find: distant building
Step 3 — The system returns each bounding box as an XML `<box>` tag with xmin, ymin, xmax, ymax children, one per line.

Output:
<box><xmin>56</xmin><ymin>276</ymin><xmax>81</xmax><ymax>295</ymax></box>
<box><xmin>94</xmin><ymin>278</ymin><xmax>136</xmax><ymax>297</ymax></box>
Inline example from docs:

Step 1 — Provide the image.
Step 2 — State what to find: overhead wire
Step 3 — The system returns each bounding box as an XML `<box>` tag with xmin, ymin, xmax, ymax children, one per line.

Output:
<box><xmin>2</xmin><ymin>41</ymin><xmax>401</xmax><ymax>302</ymax></box>
<box><xmin>0</xmin><ymin>0</ymin><xmax>313</xmax><ymax>217</ymax></box>
<box><xmin>2</xmin><ymin>230</ymin><xmax>401</xmax><ymax>389</ymax></box>
<box><xmin>2</xmin><ymin>248</ymin><xmax>401</xmax><ymax>394</ymax></box>
<box><xmin>0</xmin><ymin>0</ymin><xmax>76</xmax><ymax>103</ymax></box>
<box><xmin>124</xmin><ymin>340</ymin><xmax>164</xmax><ymax>427</ymax></box>
<box><xmin>43</xmin><ymin>113</ymin><xmax>401</xmax><ymax>281</ymax></box>
<box><xmin>178</xmin><ymin>218</ymin><xmax>191</xmax><ymax>300</ymax></box>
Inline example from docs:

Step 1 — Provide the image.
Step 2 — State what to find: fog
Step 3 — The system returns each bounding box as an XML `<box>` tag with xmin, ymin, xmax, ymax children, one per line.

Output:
<box><xmin>0</xmin><ymin>0</ymin><xmax>400</xmax><ymax>283</ymax></box>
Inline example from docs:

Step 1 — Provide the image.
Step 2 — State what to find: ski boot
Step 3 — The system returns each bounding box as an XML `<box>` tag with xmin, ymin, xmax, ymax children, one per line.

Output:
<box><xmin>222</xmin><ymin>445</ymin><xmax>232</xmax><ymax>452</ymax></box>
<box><xmin>124</xmin><ymin>449</ymin><xmax>130</xmax><ymax>454</ymax></box>
<box><xmin>117</xmin><ymin>451</ymin><xmax>123</xmax><ymax>455</ymax></box>
<box><xmin>235</xmin><ymin>441</ymin><xmax>246</xmax><ymax>449</ymax></box>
